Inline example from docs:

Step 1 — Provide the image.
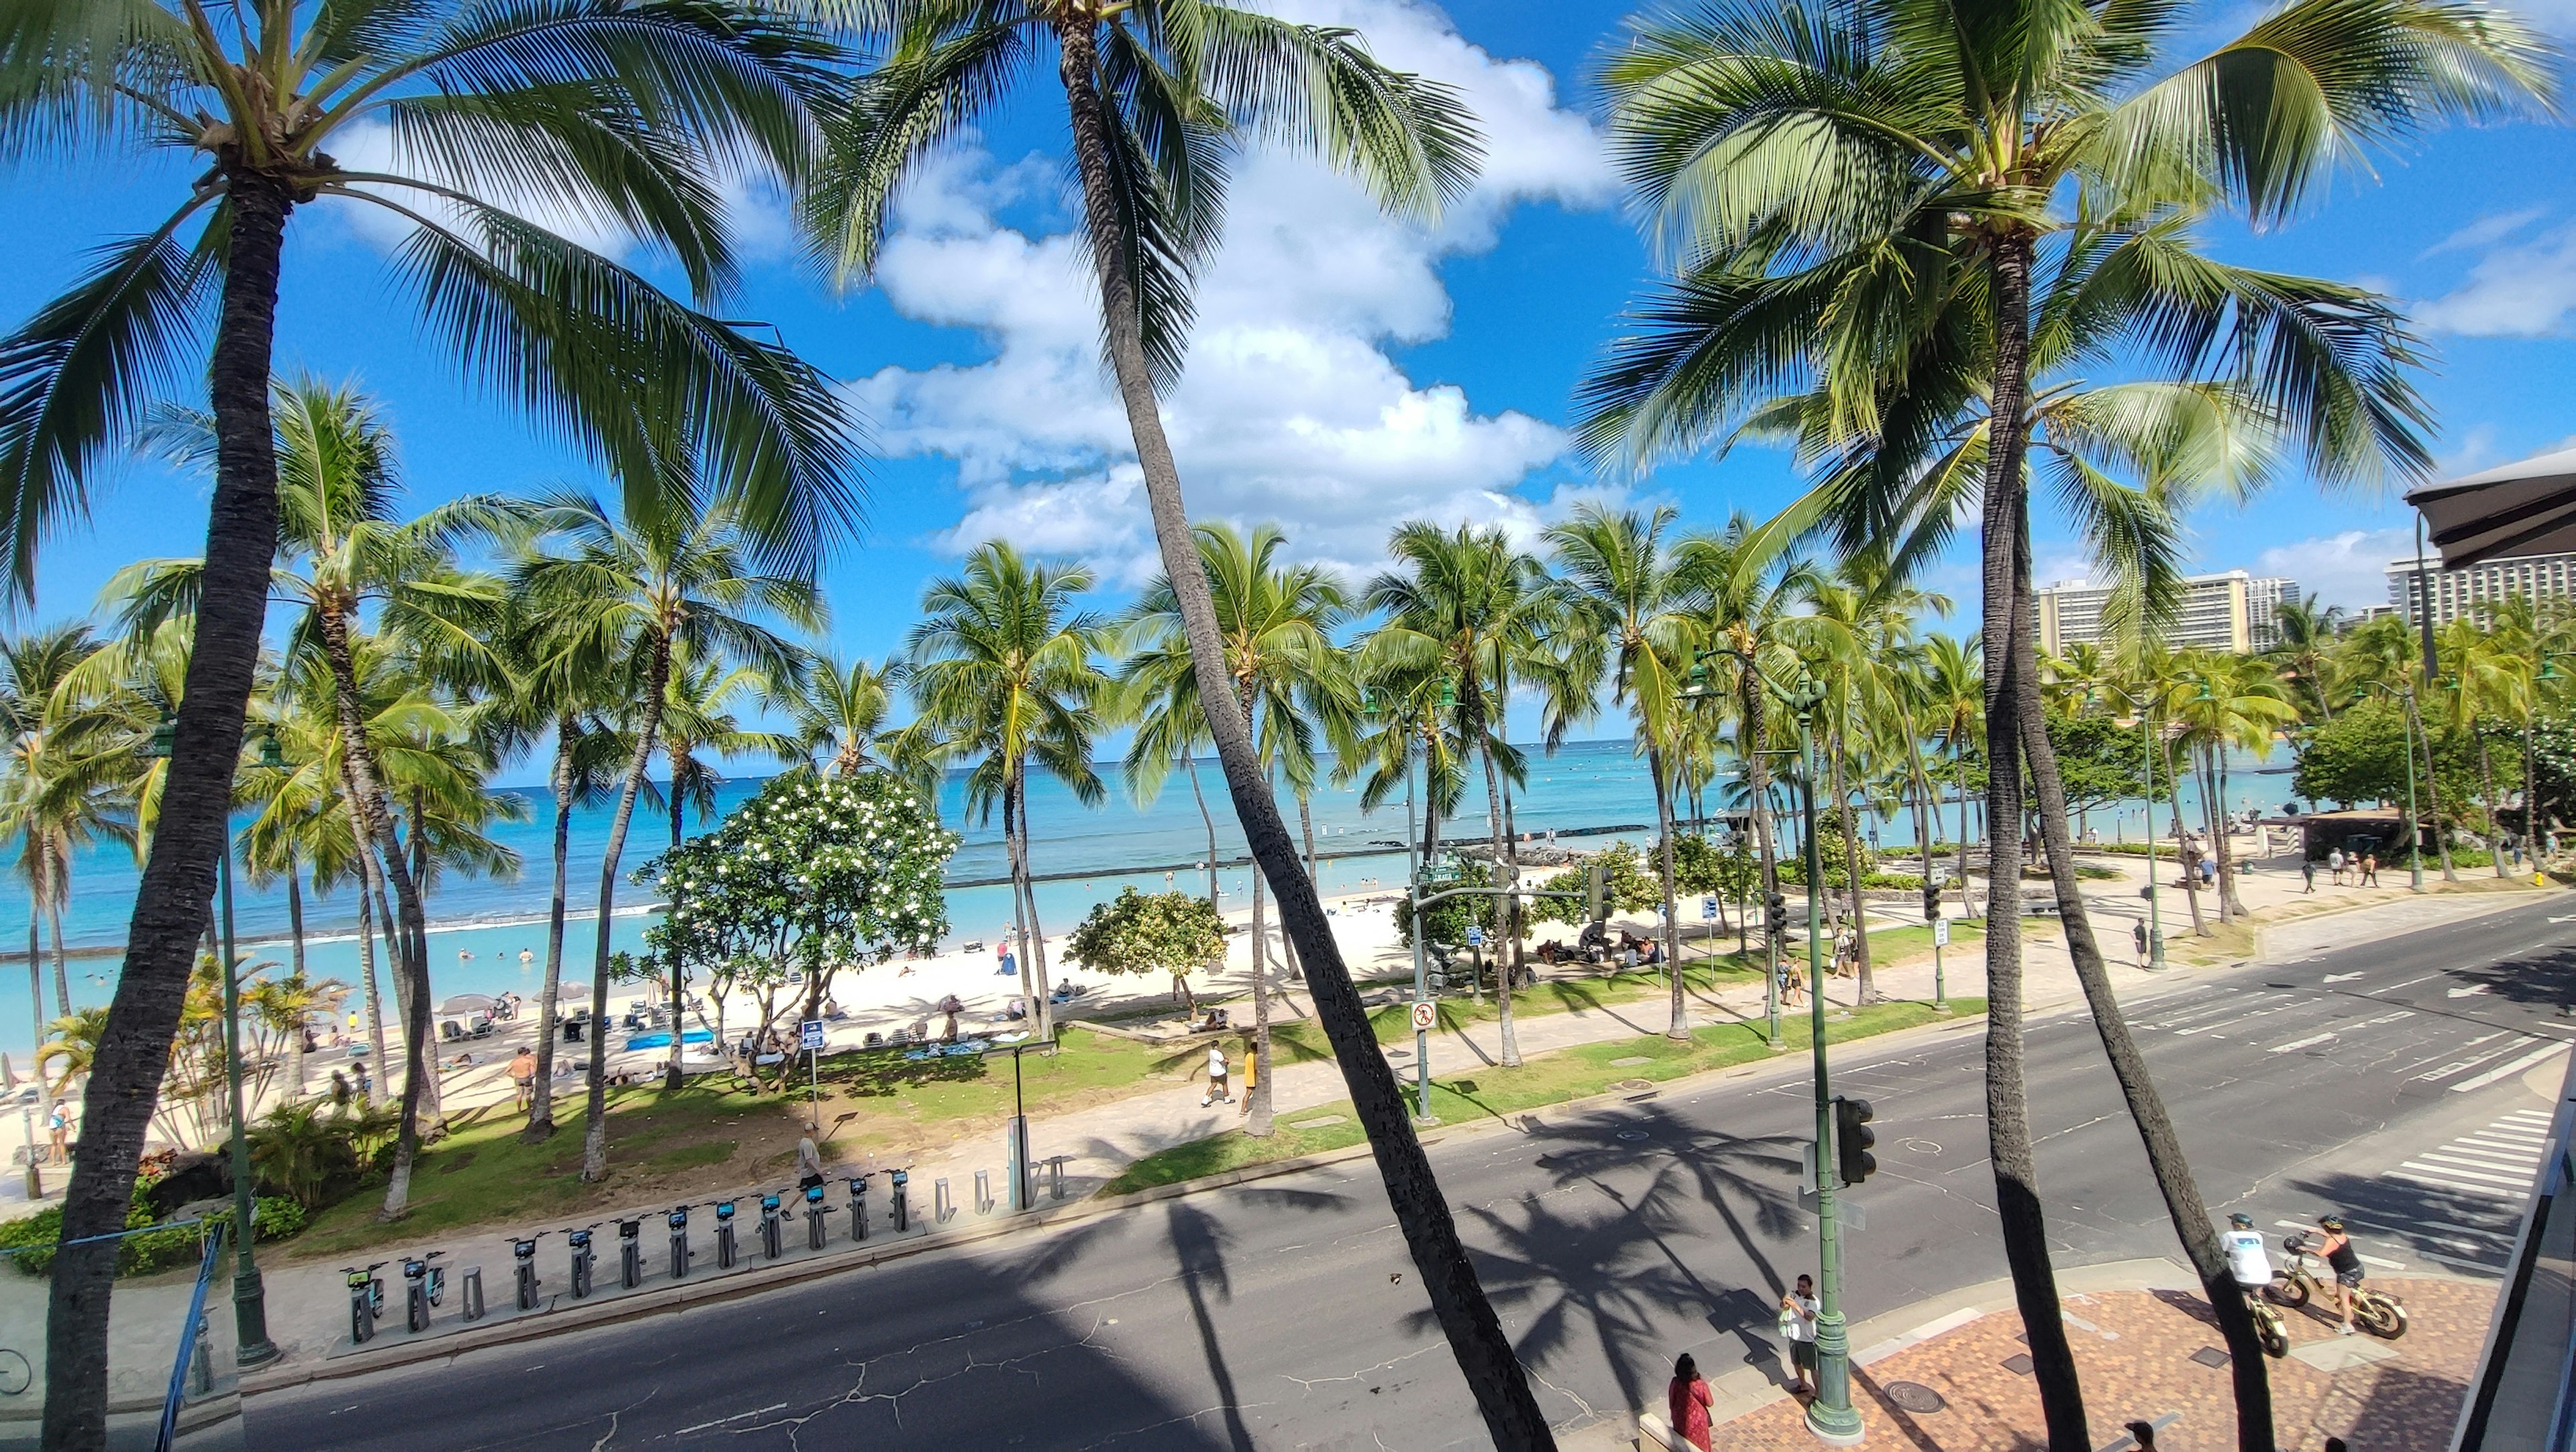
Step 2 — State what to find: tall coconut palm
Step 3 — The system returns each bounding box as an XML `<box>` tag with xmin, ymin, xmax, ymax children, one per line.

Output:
<box><xmin>1119</xmin><ymin>681</ymin><xmax>1227</xmax><ymax>916</ymax></box>
<box><xmin>1540</xmin><ymin>504</ymin><xmax>1695</xmax><ymax>1035</ymax></box>
<box><xmin>647</xmin><ymin>644</ymin><xmax>795</xmax><ymax>1086</ymax></box>
<box><xmin>0</xmin><ymin>625</ymin><xmax>131</xmax><ymax>1025</ymax></box>
<box><xmin>1587</xmin><ymin>3</ymin><xmax>2543</xmax><ymax>1435</ymax></box>
<box><xmin>2268</xmin><ymin>594</ymin><xmax>2347</xmax><ymax>725</ymax></box>
<box><xmin>3</xmin><ymin>5</ymin><xmax>861</xmax><ymax>1427</ymax></box>
<box><xmin>908</xmin><ymin>543</ymin><xmax>1111</xmax><ymax>1045</ymax></box>
<box><xmin>1921</xmin><ymin>633</ymin><xmax>1984</xmax><ymax>916</ymax></box>
<box><xmin>1363</xmin><ymin>523</ymin><xmax>1552</xmax><ymax>1069</ymax></box>
<box><xmin>519</xmin><ymin>493</ymin><xmax>821</xmax><ymax>1182</ymax></box>
<box><xmin>1120</xmin><ymin>523</ymin><xmax>1352</xmax><ymax>1135</ymax></box>
<box><xmin>2170</xmin><ymin>652</ymin><xmax>2298</xmax><ymax>918</ymax></box>
<box><xmin>115</xmin><ymin>380</ymin><xmax>513</xmax><ymax>1217</ymax></box>
<box><xmin>804</xmin><ymin>5</ymin><xmax>1560</xmax><ymax>1434</ymax></box>
<box><xmin>2434</xmin><ymin>615</ymin><xmax>2522</xmax><ymax>877</ymax></box>
<box><xmin>789</xmin><ymin>654</ymin><xmax>906</xmax><ymax>778</ymax></box>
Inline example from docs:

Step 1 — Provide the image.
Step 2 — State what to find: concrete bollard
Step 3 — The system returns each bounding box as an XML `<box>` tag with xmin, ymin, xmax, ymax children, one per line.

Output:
<box><xmin>973</xmin><ymin>1169</ymin><xmax>993</xmax><ymax>1215</ymax></box>
<box><xmin>934</xmin><ymin>1176</ymin><xmax>954</xmax><ymax>1223</ymax></box>
<box><xmin>1047</xmin><ymin>1155</ymin><xmax>1069</xmax><ymax>1200</ymax></box>
<box><xmin>460</xmin><ymin>1267</ymin><xmax>486</xmax><ymax>1323</ymax></box>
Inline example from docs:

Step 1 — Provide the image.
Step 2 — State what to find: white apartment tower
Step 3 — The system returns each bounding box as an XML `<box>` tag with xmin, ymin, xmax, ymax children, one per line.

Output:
<box><xmin>2034</xmin><ymin>570</ymin><xmax>2298</xmax><ymax>654</ymax></box>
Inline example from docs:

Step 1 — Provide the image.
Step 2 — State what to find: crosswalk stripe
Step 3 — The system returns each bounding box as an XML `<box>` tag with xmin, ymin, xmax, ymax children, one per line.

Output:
<box><xmin>2432</xmin><ymin>1137</ymin><xmax>2543</xmax><ymax>1160</ymax></box>
<box><xmin>2269</xmin><ymin>1033</ymin><xmax>2337</xmax><ymax>1054</ymax></box>
<box><xmin>2414</xmin><ymin>1153</ymin><xmax>2538</xmax><ymax>1181</ymax></box>
<box><xmin>2419</xmin><ymin>1248</ymin><xmax>2509</xmax><ymax>1270</ymax></box>
<box><xmin>2389</xmin><ymin>1168</ymin><xmax>2520</xmax><ymax>1198</ymax></box>
<box><xmin>2399</xmin><ymin>1168</ymin><xmax>2532</xmax><ymax>1194</ymax></box>
<box><xmin>2453</xmin><ymin>1041</ymin><xmax>2573</xmax><ymax>1094</ymax></box>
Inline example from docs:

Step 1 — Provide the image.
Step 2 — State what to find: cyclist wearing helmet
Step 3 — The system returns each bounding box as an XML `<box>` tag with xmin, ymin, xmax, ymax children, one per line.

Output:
<box><xmin>2317</xmin><ymin>1214</ymin><xmax>2363</xmax><ymax>1334</ymax></box>
<box><xmin>2221</xmin><ymin>1213</ymin><xmax>2272</xmax><ymax>1290</ymax></box>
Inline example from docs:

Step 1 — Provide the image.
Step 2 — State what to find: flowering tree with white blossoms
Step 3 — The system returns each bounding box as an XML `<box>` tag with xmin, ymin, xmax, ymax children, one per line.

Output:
<box><xmin>633</xmin><ymin>770</ymin><xmax>957</xmax><ymax>1088</ymax></box>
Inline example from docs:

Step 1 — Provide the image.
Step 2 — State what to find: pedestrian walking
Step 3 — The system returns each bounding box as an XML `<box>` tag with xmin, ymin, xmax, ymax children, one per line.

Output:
<box><xmin>796</xmin><ymin>1135</ymin><xmax>826</xmax><ymax>1192</ymax></box>
<box><xmin>1780</xmin><ymin>1274</ymin><xmax>1820</xmax><ymax>1396</ymax></box>
<box><xmin>1667</xmin><ymin>1353</ymin><xmax>1714</xmax><ymax>1451</ymax></box>
<box><xmin>508</xmin><ymin>1047</ymin><xmax>538</xmax><ymax>1111</ymax></box>
<box><xmin>353</xmin><ymin>1060</ymin><xmax>372</xmax><ymax>1100</ymax></box>
<box><xmin>329</xmin><ymin>1069</ymin><xmax>351</xmax><ymax>1108</ymax></box>
<box><xmin>2328</xmin><ymin>847</ymin><xmax>2346</xmax><ymax>885</ymax></box>
<box><xmin>1236</xmin><ymin>1043</ymin><xmax>1256</xmax><ymax>1117</ymax></box>
<box><xmin>1201</xmin><ymin>1043</ymin><xmax>1231</xmax><ymax>1106</ymax></box>
<box><xmin>2302</xmin><ymin>855</ymin><xmax>2316</xmax><ymax>893</ymax></box>
<box><xmin>46</xmin><ymin>1102</ymin><xmax>68</xmax><ymax>1164</ymax></box>
<box><xmin>2126</xmin><ymin>1421</ymin><xmax>2160</xmax><ymax>1451</ymax></box>
<box><xmin>2361</xmin><ymin>852</ymin><xmax>2379</xmax><ymax>888</ymax></box>
<box><xmin>2131</xmin><ymin>919</ymin><xmax>2149</xmax><ymax>968</ymax></box>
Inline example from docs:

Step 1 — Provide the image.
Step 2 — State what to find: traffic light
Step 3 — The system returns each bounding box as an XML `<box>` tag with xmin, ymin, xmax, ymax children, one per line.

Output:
<box><xmin>1586</xmin><ymin>862</ymin><xmax>1610</xmax><ymax>924</ymax></box>
<box><xmin>1764</xmin><ymin>892</ymin><xmax>1788</xmax><ymax>941</ymax></box>
<box><xmin>1833</xmin><ymin>1096</ymin><xmax>1876</xmax><ymax>1186</ymax></box>
<box><xmin>1921</xmin><ymin>881</ymin><xmax>1941</xmax><ymax>923</ymax></box>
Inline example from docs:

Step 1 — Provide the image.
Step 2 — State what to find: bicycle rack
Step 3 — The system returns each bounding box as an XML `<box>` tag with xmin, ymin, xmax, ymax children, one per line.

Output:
<box><xmin>847</xmin><ymin>1179</ymin><xmax>869</xmax><ymax>1243</ymax></box>
<box><xmin>667</xmin><ymin>1206</ymin><xmax>693</xmax><ymax>1280</ymax></box>
<box><xmin>804</xmin><ymin>1186</ymin><xmax>829</xmax><ymax>1251</ymax></box>
<box><xmin>890</xmin><ymin>1169</ymin><xmax>910</xmax><ymax>1233</ymax></box>
<box><xmin>973</xmin><ymin>1170</ymin><xmax>993</xmax><ymax>1216</ymax></box>
<box><xmin>934</xmin><ymin>1176</ymin><xmax>954</xmax><ymax>1224</ymax></box>
<box><xmin>1045</xmin><ymin>1155</ymin><xmax>1070</xmax><ymax>1200</ymax></box>
<box><xmin>714</xmin><ymin>1200</ymin><xmax>739</xmax><ymax>1269</ymax></box>
<box><xmin>460</xmin><ymin>1267</ymin><xmax>486</xmax><ymax>1323</ymax></box>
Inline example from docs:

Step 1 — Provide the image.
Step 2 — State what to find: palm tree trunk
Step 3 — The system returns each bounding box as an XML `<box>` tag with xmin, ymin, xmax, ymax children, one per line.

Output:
<box><xmin>2195</xmin><ymin>748</ymin><xmax>2231</xmax><ymax>925</ymax></box>
<box><xmin>1290</xmin><ymin>791</ymin><xmax>1319</xmax><ymax>982</ymax></box>
<box><xmin>1018</xmin><ymin>787</ymin><xmax>1055</xmax><ymax>1041</ymax></box>
<box><xmin>1832</xmin><ymin>737</ymin><xmax>1875</xmax><ymax>1005</ymax></box>
<box><xmin>2013</xmin><ymin>568</ymin><xmax>2277</xmax><ymax>1452</ymax></box>
<box><xmin>582</xmin><ymin>638</ymin><xmax>670</xmax><ymax>1182</ymax></box>
<box><xmin>1247</xmin><ymin>840</ymin><xmax>1274</xmax><ymax>1138</ymax></box>
<box><xmin>1052</xmin><ymin>22</ymin><xmax>1551</xmax><ymax>1445</ymax></box>
<box><xmin>2214</xmin><ymin>751</ymin><xmax>2250</xmax><ymax>917</ymax></box>
<box><xmin>44</xmin><ymin>175</ymin><xmax>290</xmax><ymax>1452</ymax></box>
<box><xmin>40</xmin><ymin>857</ymin><xmax>70</xmax><ymax>1021</ymax></box>
<box><xmin>1480</xmin><ymin>731</ymin><xmax>1521</xmax><ymax>1068</ymax></box>
<box><xmin>2406</xmin><ymin>690</ymin><xmax>2457</xmax><ymax>880</ymax></box>
<box><xmin>663</xmin><ymin>751</ymin><xmax>689</xmax><ymax>1090</ymax></box>
<box><xmin>354</xmin><ymin>873</ymin><xmax>388</xmax><ymax>1098</ymax></box>
<box><xmin>1183</xmin><ymin>749</ymin><xmax>1221</xmax><ymax>913</ymax></box>
<box><xmin>25</xmin><ymin>913</ymin><xmax>51</xmax><ymax>1138</ymax></box>
<box><xmin>525</xmin><ymin>721</ymin><xmax>577</xmax><ymax>1141</ymax></box>
<box><xmin>2525</xmin><ymin>716</ymin><xmax>2541</xmax><ymax>864</ymax></box>
<box><xmin>1648</xmin><ymin>741</ymin><xmax>1684</xmax><ymax>1039</ymax></box>
<box><xmin>2477</xmin><ymin>738</ymin><xmax>2507</xmax><ymax>877</ymax></box>
<box><xmin>1976</xmin><ymin>229</ymin><xmax>2090</xmax><ymax>1452</ymax></box>
<box><xmin>1741</xmin><ymin>673</ymin><xmax>1783</xmax><ymax>949</ymax></box>
<box><xmin>1953</xmin><ymin>743</ymin><xmax>1975</xmax><ymax>919</ymax></box>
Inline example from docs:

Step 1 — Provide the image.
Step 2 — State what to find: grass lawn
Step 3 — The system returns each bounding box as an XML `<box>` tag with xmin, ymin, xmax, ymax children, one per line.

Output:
<box><xmin>1101</xmin><ymin>994</ymin><xmax>1987</xmax><ymax>1195</ymax></box>
<box><xmin>287</xmin><ymin>1078</ymin><xmax>800</xmax><ymax>1261</ymax></box>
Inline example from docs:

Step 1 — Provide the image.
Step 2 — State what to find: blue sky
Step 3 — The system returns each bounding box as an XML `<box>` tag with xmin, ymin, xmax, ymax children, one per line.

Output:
<box><xmin>9</xmin><ymin>0</ymin><xmax>2576</xmax><ymax>772</ymax></box>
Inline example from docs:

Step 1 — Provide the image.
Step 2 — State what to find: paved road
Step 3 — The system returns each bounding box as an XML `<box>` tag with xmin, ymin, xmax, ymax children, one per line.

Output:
<box><xmin>246</xmin><ymin>898</ymin><xmax>2576</xmax><ymax>1450</ymax></box>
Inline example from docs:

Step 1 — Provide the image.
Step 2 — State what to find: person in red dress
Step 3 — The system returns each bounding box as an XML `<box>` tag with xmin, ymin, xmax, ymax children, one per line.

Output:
<box><xmin>1668</xmin><ymin>1353</ymin><xmax>1714</xmax><ymax>1451</ymax></box>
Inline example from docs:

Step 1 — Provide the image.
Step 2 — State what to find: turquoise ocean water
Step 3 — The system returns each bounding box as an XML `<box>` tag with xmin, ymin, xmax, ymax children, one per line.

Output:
<box><xmin>0</xmin><ymin>735</ymin><xmax>2292</xmax><ymax>1051</ymax></box>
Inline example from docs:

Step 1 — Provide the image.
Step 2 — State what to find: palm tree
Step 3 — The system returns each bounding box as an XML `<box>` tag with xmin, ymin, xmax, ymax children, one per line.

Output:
<box><xmin>2268</xmin><ymin>594</ymin><xmax>2348</xmax><ymax>725</ymax></box>
<box><xmin>789</xmin><ymin>655</ymin><xmax>907</xmax><ymax>778</ymax></box>
<box><xmin>2434</xmin><ymin>615</ymin><xmax>2522</xmax><ymax>877</ymax></box>
<box><xmin>909</xmin><ymin>543</ymin><xmax>1112</xmax><ymax>1045</ymax></box>
<box><xmin>115</xmin><ymin>379</ymin><xmax>513</xmax><ymax>1218</ymax></box>
<box><xmin>2340</xmin><ymin>614</ymin><xmax>2459</xmax><ymax>879</ymax></box>
<box><xmin>647</xmin><ymin>644</ymin><xmax>795</xmax><ymax>1087</ymax></box>
<box><xmin>1364</xmin><ymin>523</ymin><xmax>1552</xmax><ymax>1068</ymax></box>
<box><xmin>804</xmin><ymin>6</ymin><xmax>1561</xmax><ymax>1433</ymax></box>
<box><xmin>2171</xmin><ymin>652</ymin><xmax>2299</xmax><ymax>917</ymax></box>
<box><xmin>0</xmin><ymin>625</ymin><xmax>131</xmax><ymax>1024</ymax></box>
<box><xmin>519</xmin><ymin>493</ymin><xmax>820</xmax><ymax>1183</ymax></box>
<box><xmin>1541</xmin><ymin>504</ymin><xmax>1695</xmax><ymax>1035</ymax></box>
<box><xmin>1587</xmin><ymin>5</ymin><xmax>2544</xmax><ymax>1439</ymax></box>
<box><xmin>4</xmin><ymin>6</ymin><xmax>861</xmax><ymax>1426</ymax></box>
<box><xmin>1121</xmin><ymin>524</ymin><xmax>1352</xmax><ymax>1135</ymax></box>
<box><xmin>1921</xmin><ymin>634</ymin><xmax>1983</xmax><ymax>917</ymax></box>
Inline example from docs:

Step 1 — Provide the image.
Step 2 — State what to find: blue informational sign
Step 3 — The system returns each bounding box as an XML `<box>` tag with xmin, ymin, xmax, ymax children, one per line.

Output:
<box><xmin>1465</xmin><ymin>925</ymin><xmax>1485</xmax><ymax>947</ymax></box>
<box><xmin>800</xmin><ymin>1020</ymin><xmax>825</xmax><ymax>1052</ymax></box>
<box><xmin>1701</xmin><ymin>896</ymin><xmax>1718</xmax><ymax>920</ymax></box>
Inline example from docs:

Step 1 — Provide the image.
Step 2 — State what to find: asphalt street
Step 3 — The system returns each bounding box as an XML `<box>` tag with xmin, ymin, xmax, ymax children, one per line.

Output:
<box><xmin>245</xmin><ymin>896</ymin><xmax>2576</xmax><ymax>1450</ymax></box>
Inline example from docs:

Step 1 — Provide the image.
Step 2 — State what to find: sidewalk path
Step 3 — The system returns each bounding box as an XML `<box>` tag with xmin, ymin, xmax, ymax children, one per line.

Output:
<box><xmin>1692</xmin><ymin>1268</ymin><xmax>2494</xmax><ymax>1452</ymax></box>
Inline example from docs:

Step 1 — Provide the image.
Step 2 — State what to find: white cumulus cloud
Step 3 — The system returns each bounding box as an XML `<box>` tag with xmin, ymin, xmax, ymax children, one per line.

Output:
<box><xmin>853</xmin><ymin>0</ymin><xmax>1615</xmax><ymax>582</ymax></box>
<box><xmin>2414</xmin><ymin>215</ymin><xmax>2576</xmax><ymax>336</ymax></box>
<box><xmin>2253</xmin><ymin>529</ymin><xmax>2414</xmax><ymax>610</ymax></box>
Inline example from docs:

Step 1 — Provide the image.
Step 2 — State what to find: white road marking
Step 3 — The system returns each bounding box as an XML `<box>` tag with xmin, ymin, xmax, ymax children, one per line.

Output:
<box><xmin>2420</xmin><ymin>1248</ymin><xmax>2510</xmax><ymax>1270</ymax></box>
<box><xmin>2452</xmin><ymin>1041</ymin><xmax>2573</xmax><ymax>1093</ymax></box>
<box><xmin>2359</xmin><ymin>1253</ymin><xmax>2408</xmax><ymax>1269</ymax></box>
<box><xmin>2387</xmin><ymin>1168</ymin><xmax>2518</xmax><ymax>1199</ymax></box>
<box><xmin>2323</xmin><ymin>972</ymin><xmax>2365</xmax><ymax>983</ymax></box>
<box><xmin>2412</xmin><ymin>1153</ymin><xmax>2538</xmax><ymax>1183</ymax></box>
<box><xmin>2415</xmin><ymin>1039</ymin><xmax>2532</xmax><ymax>1084</ymax></box>
<box><xmin>2269</xmin><ymin>1033</ymin><xmax>2338</xmax><ymax>1054</ymax></box>
<box><xmin>2448</xmin><ymin>984</ymin><xmax>2492</xmax><ymax>998</ymax></box>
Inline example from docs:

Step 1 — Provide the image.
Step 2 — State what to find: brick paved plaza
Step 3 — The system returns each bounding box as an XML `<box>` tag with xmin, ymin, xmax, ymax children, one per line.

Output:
<box><xmin>1716</xmin><ymin>1277</ymin><xmax>2496</xmax><ymax>1452</ymax></box>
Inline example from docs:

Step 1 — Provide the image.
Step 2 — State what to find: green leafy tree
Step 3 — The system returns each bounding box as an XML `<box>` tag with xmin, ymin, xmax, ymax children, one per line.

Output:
<box><xmin>3</xmin><ymin>3</ymin><xmax>861</xmax><ymax>1422</ymax></box>
<box><xmin>2046</xmin><ymin>714</ymin><xmax>2152</xmax><ymax>832</ymax></box>
<box><xmin>634</xmin><ymin>770</ymin><xmax>955</xmax><ymax>1088</ymax></box>
<box><xmin>1527</xmin><ymin>843</ymin><xmax>1662</xmax><ymax>927</ymax></box>
<box><xmin>1065</xmin><ymin>888</ymin><xmax>1228</xmax><ymax>1012</ymax></box>
<box><xmin>2294</xmin><ymin>698</ymin><xmax>2419</xmax><ymax>809</ymax></box>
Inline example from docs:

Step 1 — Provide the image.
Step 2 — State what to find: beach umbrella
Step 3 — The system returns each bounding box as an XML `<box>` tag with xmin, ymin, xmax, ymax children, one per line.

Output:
<box><xmin>437</xmin><ymin>994</ymin><xmax>496</xmax><ymax>1015</ymax></box>
<box><xmin>936</xmin><ymin>995</ymin><xmax>965</xmax><ymax>1015</ymax></box>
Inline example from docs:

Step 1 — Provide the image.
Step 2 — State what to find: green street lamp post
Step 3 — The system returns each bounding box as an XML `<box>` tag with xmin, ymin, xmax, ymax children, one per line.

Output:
<box><xmin>1363</xmin><ymin>684</ymin><xmax>1443</xmax><ymax>1123</ymax></box>
<box><xmin>152</xmin><ymin>719</ymin><xmax>283</xmax><ymax>1367</ymax></box>
<box><xmin>1785</xmin><ymin>676</ymin><xmax>1862</xmax><ymax>1444</ymax></box>
<box><xmin>2366</xmin><ymin>682</ymin><xmax>2427</xmax><ymax>892</ymax></box>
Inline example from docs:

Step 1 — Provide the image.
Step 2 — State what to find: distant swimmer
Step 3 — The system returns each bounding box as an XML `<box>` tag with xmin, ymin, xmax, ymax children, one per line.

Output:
<box><xmin>519</xmin><ymin>949</ymin><xmax>534</xmax><ymax>968</ymax></box>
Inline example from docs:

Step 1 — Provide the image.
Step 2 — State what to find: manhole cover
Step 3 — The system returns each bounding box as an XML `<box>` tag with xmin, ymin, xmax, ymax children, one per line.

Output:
<box><xmin>1610</xmin><ymin>1055</ymin><xmax>1653</xmax><ymax>1067</ymax></box>
<box><xmin>2190</xmin><ymin>1346</ymin><xmax>2231</xmax><ymax>1369</ymax></box>
<box><xmin>1616</xmin><ymin>1129</ymin><xmax>1650</xmax><ymax>1142</ymax></box>
<box><xmin>1884</xmin><ymin>1382</ymin><xmax>1947</xmax><ymax>1414</ymax></box>
<box><xmin>2001</xmin><ymin>1353</ymin><xmax>2034</xmax><ymax>1376</ymax></box>
<box><xmin>1611</xmin><ymin>1078</ymin><xmax>1655</xmax><ymax>1093</ymax></box>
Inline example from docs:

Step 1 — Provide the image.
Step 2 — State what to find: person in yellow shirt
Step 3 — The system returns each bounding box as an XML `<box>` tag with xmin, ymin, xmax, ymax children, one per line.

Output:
<box><xmin>1236</xmin><ymin>1042</ymin><xmax>1257</xmax><ymax>1117</ymax></box>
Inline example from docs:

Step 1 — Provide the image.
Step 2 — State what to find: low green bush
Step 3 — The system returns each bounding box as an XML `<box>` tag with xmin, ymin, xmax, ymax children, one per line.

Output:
<box><xmin>0</xmin><ymin>1186</ymin><xmax>305</xmax><ymax>1278</ymax></box>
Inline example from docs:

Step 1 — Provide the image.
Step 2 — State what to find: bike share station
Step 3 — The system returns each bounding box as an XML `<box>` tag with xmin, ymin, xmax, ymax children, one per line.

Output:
<box><xmin>328</xmin><ymin>1024</ymin><xmax>1070</xmax><ymax>1358</ymax></box>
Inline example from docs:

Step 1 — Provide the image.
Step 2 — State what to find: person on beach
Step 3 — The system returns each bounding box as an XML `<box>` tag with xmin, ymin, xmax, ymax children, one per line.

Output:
<box><xmin>1201</xmin><ymin>1043</ymin><xmax>1231</xmax><ymax>1106</ymax></box>
<box><xmin>330</xmin><ymin>1070</ymin><xmax>351</xmax><ymax>1108</ymax></box>
<box><xmin>353</xmin><ymin>1061</ymin><xmax>372</xmax><ymax>1100</ymax></box>
<box><xmin>997</xmin><ymin>935</ymin><xmax>1016</xmax><ymax>978</ymax></box>
<box><xmin>508</xmin><ymin>1047</ymin><xmax>537</xmax><ymax>1111</ymax></box>
<box><xmin>1667</xmin><ymin>1353</ymin><xmax>1714</xmax><ymax>1451</ymax></box>
<box><xmin>47</xmin><ymin>1103</ymin><xmax>68</xmax><ymax>1163</ymax></box>
<box><xmin>1780</xmin><ymin>1274</ymin><xmax>1820</xmax><ymax>1396</ymax></box>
